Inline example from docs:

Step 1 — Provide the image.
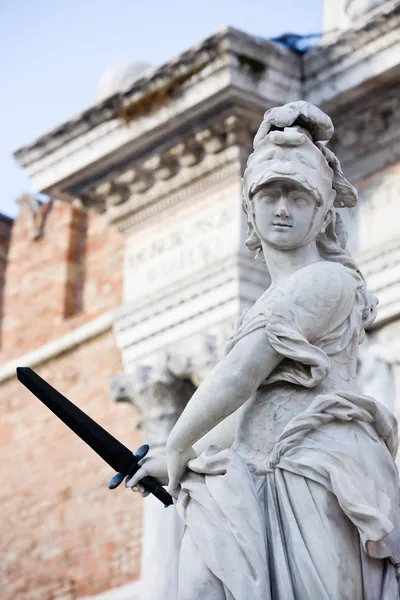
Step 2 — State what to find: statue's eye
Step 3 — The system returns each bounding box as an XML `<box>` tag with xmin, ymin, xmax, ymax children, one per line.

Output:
<box><xmin>259</xmin><ymin>191</ymin><xmax>278</xmax><ymax>203</ymax></box>
<box><xmin>262</xmin><ymin>194</ymin><xmax>275</xmax><ymax>202</ymax></box>
<box><xmin>292</xmin><ymin>196</ymin><xmax>308</xmax><ymax>204</ymax></box>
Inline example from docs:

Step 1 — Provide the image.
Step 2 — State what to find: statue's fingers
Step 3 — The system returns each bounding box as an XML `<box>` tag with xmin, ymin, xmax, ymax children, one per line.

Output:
<box><xmin>133</xmin><ymin>484</ymin><xmax>150</xmax><ymax>498</ymax></box>
<box><xmin>167</xmin><ymin>481</ymin><xmax>180</xmax><ymax>499</ymax></box>
<box><xmin>125</xmin><ymin>468</ymin><xmax>147</xmax><ymax>489</ymax></box>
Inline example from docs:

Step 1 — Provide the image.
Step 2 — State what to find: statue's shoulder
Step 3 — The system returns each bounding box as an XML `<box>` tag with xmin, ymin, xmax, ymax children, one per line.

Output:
<box><xmin>251</xmin><ymin>262</ymin><xmax>357</xmax><ymax>339</ymax></box>
<box><xmin>289</xmin><ymin>260</ymin><xmax>353</xmax><ymax>290</ymax></box>
<box><xmin>257</xmin><ymin>261</ymin><xmax>354</xmax><ymax>309</ymax></box>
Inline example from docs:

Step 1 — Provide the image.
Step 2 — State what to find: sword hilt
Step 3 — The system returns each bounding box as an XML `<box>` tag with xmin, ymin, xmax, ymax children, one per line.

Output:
<box><xmin>108</xmin><ymin>444</ymin><xmax>173</xmax><ymax>507</ymax></box>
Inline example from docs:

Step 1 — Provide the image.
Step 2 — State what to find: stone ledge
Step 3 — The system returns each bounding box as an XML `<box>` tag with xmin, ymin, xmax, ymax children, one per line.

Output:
<box><xmin>78</xmin><ymin>581</ymin><xmax>141</xmax><ymax>600</ymax></box>
<box><xmin>115</xmin><ymin>253</ymin><xmax>242</xmax><ymax>331</ymax></box>
<box><xmin>116</xmin><ymin>277</ymin><xmax>238</xmax><ymax>353</ymax></box>
<box><xmin>122</xmin><ymin>299</ymin><xmax>238</xmax><ymax>368</ymax></box>
<box><xmin>14</xmin><ymin>27</ymin><xmax>299</xmax><ymax>197</ymax></box>
<box><xmin>328</xmin><ymin>83</ymin><xmax>400</xmax><ymax>180</ymax></box>
<box><xmin>14</xmin><ymin>26</ymin><xmax>297</xmax><ymax>168</ymax></box>
<box><xmin>305</xmin><ymin>1</ymin><xmax>400</xmax><ymax>106</ymax></box>
<box><xmin>305</xmin><ymin>1</ymin><xmax>400</xmax><ymax>77</ymax></box>
<box><xmin>0</xmin><ymin>311</ymin><xmax>114</xmax><ymax>383</ymax></box>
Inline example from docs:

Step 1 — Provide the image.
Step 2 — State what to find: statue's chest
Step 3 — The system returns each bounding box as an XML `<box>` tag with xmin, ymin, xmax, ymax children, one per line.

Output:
<box><xmin>232</xmin><ymin>383</ymin><xmax>315</xmax><ymax>473</ymax></box>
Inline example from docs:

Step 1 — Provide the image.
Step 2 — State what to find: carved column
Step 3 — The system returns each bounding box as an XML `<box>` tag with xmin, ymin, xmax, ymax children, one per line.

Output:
<box><xmin>357</xmin><ymin>334</ymin><xmax>397</xmax><ymax>413</ymax></box>
<box><xmin>110</xmin><ymin>354</ymin><xmax>196</xmax><ymax>600</ymax></box>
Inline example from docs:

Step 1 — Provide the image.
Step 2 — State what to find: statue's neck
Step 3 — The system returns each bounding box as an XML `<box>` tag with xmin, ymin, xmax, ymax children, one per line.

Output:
<box><xmin>261</xmin><ymin>241</ymin><xmax>322</xmax><ymax>285</ymax></box>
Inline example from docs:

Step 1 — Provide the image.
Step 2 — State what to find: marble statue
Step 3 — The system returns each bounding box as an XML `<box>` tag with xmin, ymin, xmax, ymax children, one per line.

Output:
<box><xmin>126</xmin><ymin>102</ymin><xmax>400</xmax><ymax>599</ymax></box>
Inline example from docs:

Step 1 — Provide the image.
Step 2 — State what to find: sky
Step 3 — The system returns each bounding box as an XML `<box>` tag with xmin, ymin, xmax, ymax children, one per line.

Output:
<box><xmin>0</xmin><ymin>0</ymin><xmax>323</xmax><ymax>219</ymax></box>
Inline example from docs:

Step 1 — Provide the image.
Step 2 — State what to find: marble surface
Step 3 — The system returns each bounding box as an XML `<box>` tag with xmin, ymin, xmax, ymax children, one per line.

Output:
<box><xmin>128</xmin><ymin>102</ymin><xmax>400</xmax><ymax>599</ymax></box>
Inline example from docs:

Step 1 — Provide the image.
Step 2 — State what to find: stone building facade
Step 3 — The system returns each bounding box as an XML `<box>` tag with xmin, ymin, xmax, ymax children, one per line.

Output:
<box><xmin>1</xmin><ymin>1</ymin><xmax>399</xmax><ymax>598</ymax></box>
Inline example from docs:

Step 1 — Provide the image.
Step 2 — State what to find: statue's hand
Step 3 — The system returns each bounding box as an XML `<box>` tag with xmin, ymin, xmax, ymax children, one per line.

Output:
<box><xmin>125</xmin><ymin>455</ymin><xmax>168</xmax><ymax>497</ymax></box>
<box><xmin>166</xmin><ymin>445</ymin><xmax>196</xmax><ymax>499</ymax></box>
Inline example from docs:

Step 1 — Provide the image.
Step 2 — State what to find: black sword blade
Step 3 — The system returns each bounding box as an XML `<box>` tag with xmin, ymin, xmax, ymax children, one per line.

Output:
<box><xmin>17</xmin><ymin>367</ymin><xmax>134</xmax><ymax>473</ymax></box>
<box><xmin>16</xmin><ymin>367</ymin><xmax>173</xmax><ymax>506</ymax></box>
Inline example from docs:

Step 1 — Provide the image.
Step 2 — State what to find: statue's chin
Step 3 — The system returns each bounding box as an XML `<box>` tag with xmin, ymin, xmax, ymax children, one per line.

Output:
<box><xmin>261</xmin><ymin>235</ymin><xmax>312</xmax><ymax>252</ymax></box>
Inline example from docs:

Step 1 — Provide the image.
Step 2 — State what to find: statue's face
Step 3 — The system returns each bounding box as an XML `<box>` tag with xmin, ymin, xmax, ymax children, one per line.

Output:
<box><xmin>252</xmin><ymin>180</ymin><xmax>322</xmax><ymax>250</ymax></box>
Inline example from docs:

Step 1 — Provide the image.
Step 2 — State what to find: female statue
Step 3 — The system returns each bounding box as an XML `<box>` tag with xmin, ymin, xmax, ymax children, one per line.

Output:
<box><xmin>127</xmin><ymin>102</ymin><xmax>400</xmax><ymax>599</ymax></box>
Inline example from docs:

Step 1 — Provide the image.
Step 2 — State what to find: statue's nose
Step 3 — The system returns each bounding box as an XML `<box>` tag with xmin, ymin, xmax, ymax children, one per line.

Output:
<box><xmin>275</xmin><ymin>205</ymin><xmax>289</xmax><ymax>218</ymax></box>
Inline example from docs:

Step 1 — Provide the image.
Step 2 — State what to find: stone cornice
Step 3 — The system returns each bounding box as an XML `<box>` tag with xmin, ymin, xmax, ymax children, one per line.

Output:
<box><xmin>15</xmin><ymin>65</ymin><xmax>281</xmax><ymax>195</ymax></box>
<box><xmin>306</xmin><ymin>1</ymin><xmax>400</xmax><ymax>76</ymax></box>
<box><xmin>113</xmin><ymin>251</ymin><xmax>241</xmax><ymax>368</ymax></box>
<box><xmin>14</xmin><ymin>27</ymin><xmax>298</xmax><ymax>171</ymax></box>
<box><xmin>13</xmin><ymin>8</ymin><xmax>400</xmax><ymax>200</ymax></box>
<box><xmin>304</xmin><ymin>0</ymin><xmax>400</xmax><ymax>106</ymax></box>
<box><xmin>113</xmin><ymin>153</ymin><xmax>242</xmax><ymax>232</ymax></box>
<box><xmin>41</xmin><ymin>109</ymin><xmax>253</xmax><ymax>226</ymax></box>
<box><xmin>87</xmin><ymin>112</ymin><xmax>252</xmax><ymax>230</ymax></box>
<box><xmin>329</xmin><ymin>83</ymin><xmax>400</xmax><ymax>180</ymax></box>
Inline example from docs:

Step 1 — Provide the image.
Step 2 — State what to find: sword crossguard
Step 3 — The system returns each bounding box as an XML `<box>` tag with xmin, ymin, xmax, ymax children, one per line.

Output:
<box><xmin>134</xmin><ymin>444</ymin><xmax>150</xmax><ymax>461</ymax></box>
<box><xmin>107</xmin><ymin>445</ymin><xmax>173</xmax><ymax>507</ymax></box>
<box><xmin>108</xmin><ymin>445</ymin><xmax>149</xmax><ymax>489</ymax></box>
<box><xmin>107</xmin><ymin>471</ymin><xmax>126</xmax><ymax>489</ymax></box>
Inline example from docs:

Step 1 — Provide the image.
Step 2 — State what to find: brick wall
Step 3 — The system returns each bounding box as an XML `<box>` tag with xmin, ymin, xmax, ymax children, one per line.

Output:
<box><xmin>0</xmin><ymin>331</ymin><xmax>143</xmax><ymax>600</ymax></box>
<box><xmin>0</xmin><ymin>199</ymin><xmax>145</xmax><ymax>599</ymax></box>
<box><xmin>1</xmin><ymin>199</ymin><xmax>124</xmax><ymax>362</ymax></box>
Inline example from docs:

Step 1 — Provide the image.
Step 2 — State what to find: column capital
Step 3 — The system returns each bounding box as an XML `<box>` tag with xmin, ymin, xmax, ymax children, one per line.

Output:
<box><xmin>109</xmin><ymin>334</ymin><xmax>223</xmax><ymax>450</ymax></box>
<box><xmin>109</xmin><ymin>353</ymin><xmax>194</xmax><ymax>451</ymax></box>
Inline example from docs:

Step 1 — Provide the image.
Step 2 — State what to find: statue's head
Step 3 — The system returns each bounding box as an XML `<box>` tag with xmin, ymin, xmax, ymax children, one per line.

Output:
<box><xmin>243</xmin><ymin>101</ymin><xmax>357</xmax><ymax>255</ymax></box>
<box><xmin>243</xmin><ymin>101</ymin><xmax>378</xmax><ymax>332</ymax></box>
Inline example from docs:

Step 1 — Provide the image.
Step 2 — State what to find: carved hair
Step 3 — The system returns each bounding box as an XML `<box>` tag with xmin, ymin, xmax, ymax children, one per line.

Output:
<box><xmin>315</xmin><ymin>148</ymin><xmax>377</xmax><ymax>332</ymax></box>
<box><xmin>316</xmin><ymin>143</ymin><xmax>358</xmax><ymax>209</ymax></box>
<box><xmin>316</xmin><ymin>210</ymin><xmax>378</xmax><ymax>333</ymax></box>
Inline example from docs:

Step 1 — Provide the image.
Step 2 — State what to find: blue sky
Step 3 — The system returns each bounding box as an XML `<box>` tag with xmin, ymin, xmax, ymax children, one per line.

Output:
<box><xmin>0</xmin><ymin>0</ymin><xmax>322</xmax><ymax>218</ymax></box>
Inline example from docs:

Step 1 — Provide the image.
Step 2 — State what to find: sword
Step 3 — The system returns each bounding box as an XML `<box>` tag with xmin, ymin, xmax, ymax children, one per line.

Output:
<box><xmin>16</xmin><ymin>367</ymin><xmax>173</xmax><ymax>507</ymax></box>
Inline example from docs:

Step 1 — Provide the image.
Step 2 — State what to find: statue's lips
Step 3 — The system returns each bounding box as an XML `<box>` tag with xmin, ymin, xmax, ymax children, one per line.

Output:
<box><xmin>273</xmin><ymin>222</ymin><xmax>292</xmax><ymax>227</ymax></box>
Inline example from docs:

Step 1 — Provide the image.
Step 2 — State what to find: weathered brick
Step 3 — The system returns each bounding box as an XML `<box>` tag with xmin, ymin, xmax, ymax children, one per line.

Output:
<box><xmin>0</xmin><ymin>201</ymin><xmax>124</xmax><ymax>361</ymax></box>
<box><xmin>0</xmin><ymin>333</ymin><xmax>143</xmax><ymax>598</ymax></box>
<box><xmin>0</xmin><ymin>201</ymin><xmax>141</xmax><ymax>599</ymax></box>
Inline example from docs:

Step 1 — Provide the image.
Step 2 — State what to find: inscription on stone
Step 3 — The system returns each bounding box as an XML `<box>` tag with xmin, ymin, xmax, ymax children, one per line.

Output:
<box><xmin>124</xmin><ymin>203</ymin><xmax>237</xmax><ymax>302</ymax></box>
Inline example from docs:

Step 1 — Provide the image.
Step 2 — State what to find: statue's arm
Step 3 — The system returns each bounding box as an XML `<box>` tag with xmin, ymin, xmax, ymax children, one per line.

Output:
<box><xmin>165</xmin><ymin>329</ymin><xmax>281</xmax><ymax>495</ymax></box>
<box><xmin>167</xmin><ymin>328</ymin><xmax>281</xmax><ymax>454</ymax></box>
<box><xmin>193</xmin><ymin>410</ymin><xmax>237</xmax><ymax>453</ymax></box>
<box><xmin>127</xmin><ymin>329</ymin><xmax>281</xmax><ymax>495</ymax></box>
